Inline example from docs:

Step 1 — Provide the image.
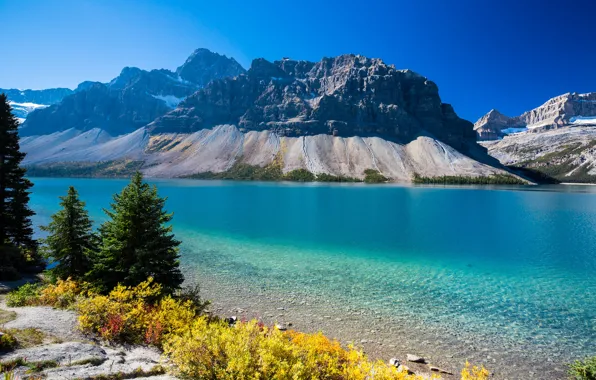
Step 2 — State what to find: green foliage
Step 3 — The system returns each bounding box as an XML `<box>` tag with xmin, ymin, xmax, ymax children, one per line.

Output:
<box><xmin>89</xmin><ymin>172</ymin><xmax>183</xmax><ymax>294</ymax></box>
<box><xmin>411</xmin><ymin>173</ymin><xmax>526</xmax><ymax>185</ymax></box>
<box><xmin>0</xmin><ymin>94</ymin><xmax>41</xmax><ymax>276</ymax></box>
<box><xmin>0</xmin><ymin>358</ymin><xmax>27</xmax><ymax>373</ymax></box>
<box><xmin>0</xmin><ymin>357</ymin><xmax>59</xmax><ymax>374</ymax></box>
<box><xmin>511</xmin><ymin>140</ymin><xmax>596</xmax><ymax>183</ymax></box>
<box><xmin>6</xmin><ymin>282</ymin><xmax>41</xmax><ymax>306</ymax></box>
<box><xmin>190</xmin><ymin>161</ymin><xmax>285</xmax><ymax>181</ymax></box>
<box><xmin>41</xmin><ymin>187</ymin><xmax>97</xmax><ymax>281</ymax></box>
<box><xmin>283</xmin><ymin>168</ymin><xmax>316</xmax><ymax>182</ymax></box>
<box><xmin>25</xmin><ymin>160</ymin><xmax>146</xmax><ymax>178</ymax></box>
<box><xmin>187</xmin><ymin>159</ymin><xmax>362</xmax><ymax>183</ymax></box>
<box><xmin>0</xmin><ymin>332</ymin><xmax>18</xmax><ymax>351</ymax></box>
<box><xmin>363</xmin><ymin>169</ymin><xmax>388</xmax><ymax>183</ymax></box>
<box><xmin>569</xmin><ymin>356</ymin><xmax>596</xmax><ymax>380</ymax></box>
<box><xmin>3</xmin><ymin>327</ymin><xmax>59</xmax><ymax>348</ymax></box>
<box><xmin>314</xmin><ymin>172</ymin><xmax>361</xmax><ymax>182</ymax></box>
<box><xmin>0</xmin><ymin>308</ymin><xmax>17</xmax><ymax>324</ymax></box>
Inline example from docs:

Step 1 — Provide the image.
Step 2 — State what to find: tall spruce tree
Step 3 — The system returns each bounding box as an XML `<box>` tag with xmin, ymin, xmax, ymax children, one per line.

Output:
<box><xmin>90</xmin><ymin>172</ymin><xmax>183</xmax><ymax>293</ymax></box>
<box><xmin>41</xmin><ymin>186</ymin><xmax>96</xmax><ymax>280</ymax></box>
<box><xmin>0</xmin><ymin>94</ymin><xmax>37</xmax><ymax>269</ymax></box>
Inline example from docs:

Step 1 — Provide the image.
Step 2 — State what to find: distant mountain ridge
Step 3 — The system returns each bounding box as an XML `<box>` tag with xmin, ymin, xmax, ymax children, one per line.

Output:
<box><xmin>18</xmin><ymin>49</ymin><xmax>246</xmax><ymax>136</ymax></box>
<box><xmin>475</xmin><ymin>92</ymin><xmax>596</xmax><ymax>140</ymax></box>
<box><xmin>0</xmin><ymin>88</ymin><xmax>74</xmax><ymax>122</ymax></box>
<box><xmin>480</xmin><ymin>92</ymin><xmax>596</xmax><ymax>183</ymax></box>
<box><xmin>0</xmin><ymin>88</ymin><xmax>73</xmax><ymax>105</ymax></box>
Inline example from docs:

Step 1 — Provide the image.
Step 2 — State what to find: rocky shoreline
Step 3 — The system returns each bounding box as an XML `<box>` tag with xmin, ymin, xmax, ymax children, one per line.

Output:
<box><xmin>192</xmin><ymin>271</ymin><xmax>569</xmax><ymax>380</ymax></box>
<box><xmin>1</xmin><ymin>272</ymin><xmax>571</xmax><ymax>379</ymax></box>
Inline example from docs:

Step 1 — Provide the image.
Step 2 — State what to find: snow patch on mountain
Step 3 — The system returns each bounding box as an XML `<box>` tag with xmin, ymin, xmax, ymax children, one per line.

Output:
<box><xmin>570</xmin><ymin>116</ymin><xmax>596</xmax><ymax>125</ymax></box>
<box><xmin>151</xmin><ymin>94</ymin><xmax>185</xmax><ymax>109</ymax></box>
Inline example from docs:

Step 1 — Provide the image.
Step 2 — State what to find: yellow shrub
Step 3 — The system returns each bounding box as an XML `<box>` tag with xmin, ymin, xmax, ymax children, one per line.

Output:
<box><xmin>461</xmin><ymin>361</ymin><xmax>490</xmax><ymax>380</ymax></box>
<box><xmin>163</xmin><ymin>318</ymin><xmax>434</xmax><ymax>380</ymax></box>
<box><xmin>77</xmin><ymin>277</ymin><xmax>197</xmax><ymax>344</ymax></box>
<box><xmin>38</xmin><ymin>278</ymin><xmax>83</xmax><ymax>308</ymax></box>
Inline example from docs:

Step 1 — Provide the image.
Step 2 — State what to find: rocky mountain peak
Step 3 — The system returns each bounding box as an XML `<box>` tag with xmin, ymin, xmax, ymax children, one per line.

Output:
<box><xmin>475</xmin><ymin>92</ymin><xmax>596</xmax><ymax>141</ymax></box>
<box><xmin>248</xmin><ymin>58</ymin><xmax>290</xmax><ymax>80</ymax></box>
<box><xmin>149</xmin><ymin>53</ymin><xmax>478</xmax><ymax>152</ymax></box>
<box><xmin>19</xmin><ymin>48</ymin><xmax>246</xmax><ymax>137</ymax></box>
<box><xmin>108</xmin><ymin>67</ymin><xmax>144</xmax><ymax>89</ymax></box>
<box><xmin>175</xmin><ymin>48</ymin><xmax>246</xmax><ymax>86</ymax></box>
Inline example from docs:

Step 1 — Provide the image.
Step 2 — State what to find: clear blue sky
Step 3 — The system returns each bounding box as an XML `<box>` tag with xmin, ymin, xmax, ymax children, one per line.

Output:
<box><xmin>1</xmin><ymin>0</ymin><xmax>595</xmax><ymax>121</ymax></box>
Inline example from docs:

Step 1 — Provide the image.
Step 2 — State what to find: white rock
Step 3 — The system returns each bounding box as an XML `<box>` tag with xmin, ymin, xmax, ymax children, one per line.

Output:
<box><xmin>406</xmin><ymin>354</ymin><xmax>427</xmax><ymax>363</ymax></box>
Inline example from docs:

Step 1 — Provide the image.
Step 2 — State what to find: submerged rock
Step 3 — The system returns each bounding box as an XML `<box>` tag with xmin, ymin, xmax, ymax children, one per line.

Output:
<box><xmin>406</xmin><ymin>354</ymin><xmax>427</xmax><ymax>363</ymax></box>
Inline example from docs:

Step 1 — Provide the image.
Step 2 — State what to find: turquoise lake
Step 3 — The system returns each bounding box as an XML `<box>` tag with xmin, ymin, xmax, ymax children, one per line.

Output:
<box><xmin>28</xmin><ymin>178</ymin><xmax>596</xmax><ymax>377</ymax></box>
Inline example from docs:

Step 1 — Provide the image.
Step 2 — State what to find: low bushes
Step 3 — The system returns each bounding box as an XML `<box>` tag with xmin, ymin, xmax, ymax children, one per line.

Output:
<box><xmin>6</xmin><ymin>278</ymin><xmax>82</xmax><ymax>308</ymax></box>
<box><xmin>6</xmin><ymin>282</ymin><xmax>41</xmax><ymax>307</ymax></box>
<box><xmin>77</xmin><ymin>278</ymin><xmax>198</xmax><ymax>345</ymax></box>
<box><xmin>411</xmin><ymin>173</ymin><xmax>525</xmax><ymax>185</ymax></box>
<box><xmin>569</xmin><ymin>356</ymin><xmax>596</xmax><ymax>380</ymax></box>
<box><xmin>364</xmin><ymin>169</ymin><xmax>388</xmax><ymax>183</ymax></box>
<box><xmin>164</xmin><ymin>318</ymin><xmax>431</xmax><ymax>380</ymax></box>
<box><xmin>0</xmin><ymin>332</ymin><xmax>18</xmax><ymax>351</ymax></box>
<box><xmin>7</xmin><ymin>278</ymin><xmax>492</xmax><ymax>380</ymax></box>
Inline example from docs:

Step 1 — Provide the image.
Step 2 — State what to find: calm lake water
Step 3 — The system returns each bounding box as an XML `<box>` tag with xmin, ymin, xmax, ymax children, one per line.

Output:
<box><xmin>29</xmin><ymin>178</ymin><xmax>596</xmax><ymax>376</ymax></box>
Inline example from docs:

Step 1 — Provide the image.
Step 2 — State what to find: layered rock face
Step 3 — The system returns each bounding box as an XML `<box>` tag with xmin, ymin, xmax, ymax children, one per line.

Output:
<box><xmin>19</xmin><ymin>49</ymin><xmax>246</xmax><ymax>136</ymax></box>
<box><xmin>475</xmin><ymin>92</ymin><xmax>596</xmax><ymax>140</ymax></box>
<box><xmin>148</xmin><ymin>55</ymin><xmax>477</xmax><ymax>152</ymax></box>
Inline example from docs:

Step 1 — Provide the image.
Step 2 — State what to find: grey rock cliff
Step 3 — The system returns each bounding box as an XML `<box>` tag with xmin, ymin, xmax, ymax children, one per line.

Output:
<box><xmin>148</xmin><ymin>54</ymin><xmax>478</xmax><ymax>152</ymax></box>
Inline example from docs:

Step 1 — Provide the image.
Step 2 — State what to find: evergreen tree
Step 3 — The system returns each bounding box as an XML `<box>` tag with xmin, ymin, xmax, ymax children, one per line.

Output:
<box><xmin>41</xmin><ymin>186</ymin><xmax>96</xmax><ymax>280</ymax></box>
<box><xmin>0</xmin><ymin>93</ymin><xmax>37</xmax><ymax>272</ymax></box>
<box><xmin>90</xmin><ymin>172</ymin><xmax>183</xmax><ymax>294</ymax></box>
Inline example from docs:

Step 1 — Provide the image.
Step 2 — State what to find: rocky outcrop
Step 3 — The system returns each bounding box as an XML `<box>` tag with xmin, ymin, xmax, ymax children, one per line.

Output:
<box><xmin>148</xmin><ymin>55</ymin><xmax>478</xmax><ymax>153</ymax></box>
<box><xmin>482</xmin><ymin>126</ymin><xmax>596</xmax><ymax>183</ymax></box>
<box><xmin>475</xmin><ymin>92</ymin><xmax>596</xmax><ymax>140</ymax></box>
<box><xmin>19</xmin><ymin>49</ymin><xmax>246</xmax><ymax>137</ymax></box>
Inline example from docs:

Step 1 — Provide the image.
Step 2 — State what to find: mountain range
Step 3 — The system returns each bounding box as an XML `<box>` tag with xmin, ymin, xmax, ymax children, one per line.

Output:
<box><xmin>477</xmin><ymin>93</ymin><xmax>596</xmax><ymax>183</ymax></box>
<box><xmin>0</xmin><ymin>48</ymin><xmax>545</xmax><ymax>182</ymax></box>
<box><xmin>474</xmin><ymin>93</ymin><xmax>596</xmax><ymax>140</ymax></box>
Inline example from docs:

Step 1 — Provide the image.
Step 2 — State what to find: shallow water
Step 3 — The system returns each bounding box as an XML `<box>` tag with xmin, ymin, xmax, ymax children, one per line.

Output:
<box><xmin>29</xmin><ymin>178</ymin><xmax>596</xmax><ymax>378</ymax></box>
